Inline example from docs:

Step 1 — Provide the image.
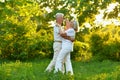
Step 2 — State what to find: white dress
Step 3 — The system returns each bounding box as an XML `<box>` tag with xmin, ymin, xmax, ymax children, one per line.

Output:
<box><xmin>55</xmin><ymin>28</ymin><xmax>75</xmax><ymax>75</ymax></box>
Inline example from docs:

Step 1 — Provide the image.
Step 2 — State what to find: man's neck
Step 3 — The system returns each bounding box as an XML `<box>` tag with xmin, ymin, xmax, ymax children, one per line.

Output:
<box><xmin>56</xmin><ymin>22</ymin><xmax>62</xmax><ymax>27</ymax></box>
<box><xmin>56</xmin><ymin>22</ymin><xmax>61</xmax><ymax>26</ymax></box>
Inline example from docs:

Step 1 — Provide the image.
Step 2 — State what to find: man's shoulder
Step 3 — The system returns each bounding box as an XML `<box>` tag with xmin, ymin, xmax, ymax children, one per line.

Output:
<box><xmin>53</xmin><ymin>24</ymin><xmax>58</xmax><ymax>27</ymax></box>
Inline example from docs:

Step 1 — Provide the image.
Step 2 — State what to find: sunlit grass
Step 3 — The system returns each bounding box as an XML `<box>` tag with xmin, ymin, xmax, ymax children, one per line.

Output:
<box><xmin>0</xmin><ymin>59</ymin><xmax>120</xmax><ymax>80</ymax></box>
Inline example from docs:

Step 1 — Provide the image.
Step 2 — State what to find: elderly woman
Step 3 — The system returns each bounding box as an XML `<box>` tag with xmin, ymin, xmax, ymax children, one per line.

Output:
<box><xmin>54</xmin><ymin>19</ymin><xmax>79</xmax><ymax>75</ymax></box>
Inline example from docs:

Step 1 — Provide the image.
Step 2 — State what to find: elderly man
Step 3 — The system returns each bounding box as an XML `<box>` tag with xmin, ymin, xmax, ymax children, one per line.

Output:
<box><xmin>45</xmin><ymin>13</ymin><xmax>74</xmax><ymax>72</ymax></box>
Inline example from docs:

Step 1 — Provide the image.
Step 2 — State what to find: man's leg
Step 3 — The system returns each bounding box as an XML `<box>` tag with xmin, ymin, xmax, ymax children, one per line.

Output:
<box><xmin>54</xmin><ymin>49</ymin><xmax>70</xmax><ymax>73</ymax></box>
<box><xmin>45</xmin><ymin>42</ymin><xmax>61</xmax><ymax>72</ymax></box>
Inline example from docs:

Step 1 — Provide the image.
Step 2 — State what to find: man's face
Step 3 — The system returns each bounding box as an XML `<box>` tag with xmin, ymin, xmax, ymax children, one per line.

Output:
<box><xmin>57</xmin><ymin>16</ymin><xmax>64</xmax><ymax>24</ymax></box>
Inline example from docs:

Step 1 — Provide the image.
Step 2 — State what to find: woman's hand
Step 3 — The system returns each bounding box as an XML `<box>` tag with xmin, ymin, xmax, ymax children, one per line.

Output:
<box><xmin>65</xmin><ymin>19</ymin><xmax>71</xmax><ymax>30</ymax></box>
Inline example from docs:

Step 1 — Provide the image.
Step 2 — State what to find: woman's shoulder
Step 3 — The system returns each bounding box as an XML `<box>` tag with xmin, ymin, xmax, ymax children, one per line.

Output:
<box><xmin>65</xmin><ymin>28</ymin><xmax>75</xmax><ymax>33</ymax></box>
<box><xmin>68</xmin><ymin>28</ymin><xmax>75</xmax><ymax>32</ymax></box>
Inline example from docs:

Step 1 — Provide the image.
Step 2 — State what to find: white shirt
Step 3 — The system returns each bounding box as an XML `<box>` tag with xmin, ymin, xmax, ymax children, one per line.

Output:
<box><xmin>62</xmin><ymin>28</ymin><xmax>75</xmax><ymax>51</ymax></box>
<box><xmin>53</xmin><ymin>24</ymin><xmax>62</xmax><ymax>41</ymax></box>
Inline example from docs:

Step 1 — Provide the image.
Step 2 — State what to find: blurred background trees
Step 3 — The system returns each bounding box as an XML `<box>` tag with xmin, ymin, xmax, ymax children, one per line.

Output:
<box><xmin>0</xmin><ymin>0</ymin><xmax>120</xmax><ymax>61</ymax></box>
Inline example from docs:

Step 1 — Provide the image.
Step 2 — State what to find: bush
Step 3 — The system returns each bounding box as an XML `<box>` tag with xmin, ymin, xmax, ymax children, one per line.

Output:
<box><xmin>0</xmin><ymin>21</ymin><xmax>53</xmax><ymax>60</ymax></box>
<box><xmin>0</xmin><ymin>0</ymin><xmax>54</xmax><ymax>60</ymax></box>
<box><xmin>71</xmin><ymin>41</ymin><xmax>92</xmax><ymax>61</ymax></box>
<box><xmin>89</xmin><ymin>25</ymin><xmax>120</xmax><ymax>61</ymax></box>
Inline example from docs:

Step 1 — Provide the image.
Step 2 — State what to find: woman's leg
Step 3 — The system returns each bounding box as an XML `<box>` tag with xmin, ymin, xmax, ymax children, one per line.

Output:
<box><xmin>45</xmin><ymin>42</ymin><xmax>62</xmax><ymax>72</ymax></box>
<box><xmin>65</xmin><ymin>53</ymin><xmax>73</xmax><ymax>75</ymax></box>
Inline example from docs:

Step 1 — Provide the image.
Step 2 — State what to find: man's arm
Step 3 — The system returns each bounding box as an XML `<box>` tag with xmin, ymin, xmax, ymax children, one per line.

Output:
<box><xmin>60</xmin><ymin>33</ymin><xmax>75</xmax><ymax>42</ymax></box>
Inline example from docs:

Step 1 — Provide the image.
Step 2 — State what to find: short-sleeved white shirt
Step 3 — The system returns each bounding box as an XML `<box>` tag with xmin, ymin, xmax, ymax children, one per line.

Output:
<box><xmin>53</xmin><ymin>24</ymin><xmax>62</xmax><ymax>41</ymax></box>
<box><xmin>62</xmin><ymin>28</ymin><xmax>75</xmax><ymax>51</ymax></box>
<box><xmin>62</xmin><ymin>28</ymin><xmax>75</xmax><ymax>43</ymax></box>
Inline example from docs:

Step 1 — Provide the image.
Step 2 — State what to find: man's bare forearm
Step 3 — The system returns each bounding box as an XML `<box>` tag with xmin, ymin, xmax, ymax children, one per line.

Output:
<box><xmin>60</xmin><ymin>33</ymin><xmax>75</xmax><ymax>42</ymax></box>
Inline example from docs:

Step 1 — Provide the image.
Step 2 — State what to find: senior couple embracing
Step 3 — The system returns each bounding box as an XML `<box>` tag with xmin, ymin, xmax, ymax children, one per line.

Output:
<box><xmin>45</xmin><ymin>13</ymin><xmax>79</xmax><ymax>75</ymax></box>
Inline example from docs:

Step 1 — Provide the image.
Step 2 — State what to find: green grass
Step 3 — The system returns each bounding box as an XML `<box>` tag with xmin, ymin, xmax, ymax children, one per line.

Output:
<box><xmin>0</xmin><ymin>59</ymin><xmax>120</xmax><ymax>80</ymax></box>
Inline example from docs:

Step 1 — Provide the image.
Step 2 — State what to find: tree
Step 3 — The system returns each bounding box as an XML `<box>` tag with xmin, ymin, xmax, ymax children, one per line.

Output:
<box><xmin>0</xmin><ymin>0</ymin><xmax>120</xmax><ymax>60</ymax></box>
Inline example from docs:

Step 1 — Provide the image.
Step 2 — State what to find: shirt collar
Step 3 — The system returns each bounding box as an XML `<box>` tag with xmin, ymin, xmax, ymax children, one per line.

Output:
<box><xmin>55</xmin><ymin>23</ymin><xmax>61</xmax><ymax>27</ymax></box>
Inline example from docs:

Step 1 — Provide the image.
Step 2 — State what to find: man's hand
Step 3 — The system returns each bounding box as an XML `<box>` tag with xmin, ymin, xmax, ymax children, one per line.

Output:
<box><xmin>60</xmin><ymin>32</ymin><xmax>67</xmax><ymax>37</ymax></box>
<box><xmin>70</xmin><ymin>38</ymin><xmax>75</xmax><ymax>42</ymax></box>
<box><xmin>60</xmin><ymin>33</ymin><xmax>75</xmax><ymax>42</ymax></box>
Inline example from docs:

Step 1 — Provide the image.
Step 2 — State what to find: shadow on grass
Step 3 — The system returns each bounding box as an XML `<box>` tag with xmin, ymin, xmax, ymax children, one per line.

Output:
<box><xmin>45</xmin><ymin>71</ymin><xmax>74</xmax><ymax>80</ymax></box>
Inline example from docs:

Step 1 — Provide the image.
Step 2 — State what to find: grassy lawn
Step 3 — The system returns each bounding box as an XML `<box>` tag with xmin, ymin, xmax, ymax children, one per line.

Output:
<box><xmin>0</xmin><ymin>58</ymin><xmax>120</xmax><ymax>80</ymax></box>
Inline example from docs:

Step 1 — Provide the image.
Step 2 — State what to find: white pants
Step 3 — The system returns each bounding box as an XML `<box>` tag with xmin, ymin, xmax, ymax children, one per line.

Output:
<box><xmin>55</xmin><ymin>43</ymin><xmax>73</xmax><ymax>75</ymax></box>
<box><xmin>45</xmin><ymin>42</ymin><xmax>64</xmax><ymax>72</ymax></box>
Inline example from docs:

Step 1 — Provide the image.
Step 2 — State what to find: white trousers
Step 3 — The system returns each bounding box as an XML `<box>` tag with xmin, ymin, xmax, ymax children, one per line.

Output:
<box><xmin>45</xmin><ymin>42</ymin><xmax>63</xmax><ymax>72</ymax></box>
<box><xmin>55</xmin><ymin>43</ymin><xmax>73</xmax><ymax>75</ymax></box>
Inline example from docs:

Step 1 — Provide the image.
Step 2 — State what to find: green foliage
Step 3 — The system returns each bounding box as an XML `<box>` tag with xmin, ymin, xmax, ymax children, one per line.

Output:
<box><xmin>71</xmin><ymin>41</ymin><xmax>91</xmax><ymax>61</ymax></box>
<box><xmin>0</xmin><ymin>59</ymin><xmax>120</xmax><ymax>80</ymax></box>
<box><xmin>0</xmin><ymin>0</ymin><xmax>120</xmax><ymax>61</ymax></box>
<box><xmin>0</xmin><ymin>0</ymin><xmax>53</xmax><ymax>60</ymax></box>
<box><xmin>89</xmin><ymin>25</ymin><xmax>120</xmax><ymax>61</ymax></box>
<box><xmin>90</xmin><ymin>33</ymin><xmax>103</xmax><ymax>55</ymax></box>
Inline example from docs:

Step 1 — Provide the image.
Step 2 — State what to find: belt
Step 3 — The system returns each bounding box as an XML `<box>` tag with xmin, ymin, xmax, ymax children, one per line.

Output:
<box><xmin>54</xmin><ymin>41</ymin><xmax>62</xmax><ymax>43</ymax></box>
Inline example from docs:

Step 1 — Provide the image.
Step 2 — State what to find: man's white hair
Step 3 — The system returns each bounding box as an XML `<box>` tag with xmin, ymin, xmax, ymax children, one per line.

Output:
<box><xmin>55</xmin><ymin>13</ymin><xmax>64</xmax><ymax>18</ymax></box>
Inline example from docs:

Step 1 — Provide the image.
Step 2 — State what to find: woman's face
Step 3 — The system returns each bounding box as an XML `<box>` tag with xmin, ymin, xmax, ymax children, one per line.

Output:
<box><xmin>65</xmin><ymin>20</ymin><xmax>74</xmax><ymax>29</ymax></box>
<box><xmin>70</xmin><ymin>20</ymin><xmax>74</xmax><ymax>28</ymax></box>
<box><xmin>65</xmin><ymin>20</ymin><xmax>70</xmax><ymax>29</ymax></box>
